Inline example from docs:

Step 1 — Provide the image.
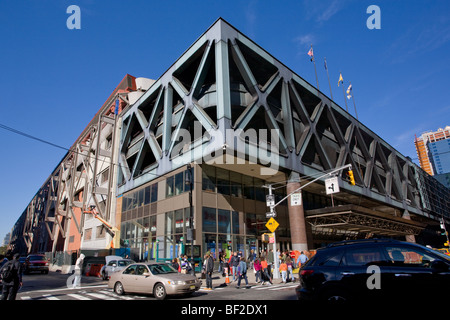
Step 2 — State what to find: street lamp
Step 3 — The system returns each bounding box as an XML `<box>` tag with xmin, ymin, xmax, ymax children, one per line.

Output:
<box><xmin>185</xmin><ymin>164</ymin><xmax>195</xmax><ymax>277</ymax></box>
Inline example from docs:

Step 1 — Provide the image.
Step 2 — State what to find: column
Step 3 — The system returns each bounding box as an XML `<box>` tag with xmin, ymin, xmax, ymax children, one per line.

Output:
<box><xmin>287</xmin><ymin>172</ymin><xmax>309</xmax><ymax>251</ymax></box>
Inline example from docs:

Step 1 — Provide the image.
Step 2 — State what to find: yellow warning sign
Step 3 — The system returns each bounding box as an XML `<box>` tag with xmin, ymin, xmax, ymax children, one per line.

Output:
<box><xmin>265</xmin><ymin>217</ymin><xmax>279</xmax><ymax>233</ymax></box>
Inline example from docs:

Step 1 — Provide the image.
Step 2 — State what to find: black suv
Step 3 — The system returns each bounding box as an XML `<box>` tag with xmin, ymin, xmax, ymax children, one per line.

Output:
<box><xmin>295</xmin><ymin>239</ymin><xmax>450</xmax><ymax>302</ymax></box>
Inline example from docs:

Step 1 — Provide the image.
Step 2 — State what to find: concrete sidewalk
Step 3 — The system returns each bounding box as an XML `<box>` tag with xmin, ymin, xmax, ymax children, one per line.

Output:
<box><xmin>200</xmin><ymin>268</ymin><xmax>299</xmax><ymax>288</ymax></box>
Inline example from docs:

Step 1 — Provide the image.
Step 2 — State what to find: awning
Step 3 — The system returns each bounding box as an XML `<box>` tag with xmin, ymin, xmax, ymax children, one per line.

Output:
<box><xmin>305</xmin><ymin>205</ymin><xmax>426</xmax><ymax>237</ymax></box>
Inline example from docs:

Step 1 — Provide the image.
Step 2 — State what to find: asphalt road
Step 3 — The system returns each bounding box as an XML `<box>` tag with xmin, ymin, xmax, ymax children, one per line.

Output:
<box><xmin>16</xmin><ymin>271</ymin><xmax>298</xmax><ymax>301</ymax></box>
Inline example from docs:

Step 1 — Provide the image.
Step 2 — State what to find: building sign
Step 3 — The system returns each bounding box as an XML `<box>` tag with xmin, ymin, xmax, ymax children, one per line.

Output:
<box><xmin>325</xmin><ymin>176</ymin><xmax>340</xmax><ymax>195</ymax></box>
<box><xmin>265</xmin><ymin>217</ymin><xmax>279</xmax><ymax>233</ymax></box>
<box><xmin>290</xmin><ymin>192</ymin><xmax>302</xmax><ymax>206</ymax></box>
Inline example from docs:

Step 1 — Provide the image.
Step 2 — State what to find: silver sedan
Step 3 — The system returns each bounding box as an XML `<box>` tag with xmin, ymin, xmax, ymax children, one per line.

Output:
<box><xmin>108</xmin><ymin>262</ymin><xmax>201</xmax><ymax>299</ymax></box>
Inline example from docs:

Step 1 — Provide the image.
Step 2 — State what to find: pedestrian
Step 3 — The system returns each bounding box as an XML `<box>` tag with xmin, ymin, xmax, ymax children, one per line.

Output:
<box><xmin>73</xmin><ymin>253</ymin><xmax>85</xmax><ymax>289</ymax></box>
<box><xmin>260</xmin><ymin>257</ymin><xmax>272</xmax><ymax>285</ymax></box>
<box><xmin>236</xmin><ymin>257</ymin><xmax>248</xmax><ymax>289</ymax></box>
<box><xmin>172</xmin><ymin>258</ymin><xmax>180</xmax><ymax>272</ymax></box>
<box><xmin>267</xmin><ymin>249</ymin><xmax>274</xmax><ymax>279</ymax></box>
<box><xmin>181</xmin><ymin>256</ymin><xmax>192</xmax><ymax>274</ymax></box>
<box><xmin>1</xmin><ymin>253</ymin><xmax>23</xmax><ymax>300</ymax></box>
<box><xmin>247</xmin><ymin>249</ymin><xmax>255</xmax><ymax>269</ymax></box>
<box><xmin>218</xmin><ymin>251</ymin><xmax>223</xmax><ymax>275</ymax></box>
<box><xmin>230</xmin><ymin>252</ymin><xmax>240</xmax><ymax>282</ymax></box>
<box><xmin>205</xmin><ymin>252</ymin><xmax>214</xmax><ymax>290</ymax></box>
<box><xmin>297</xmin><ymin>251</ymin><xmax>308</xmax><ymax>267</ymax></box>
<box><xmin>253</xmin><ymin>258</ymin><xmax>262</xmax><ymax>284</ymax></box>
<box><xmin>279</xmin><ymin>260</ymin><xmax>288</xmax><ymax>283</ymax></box>
<box><xmin>286</xmin><ymin>257</ymin><xmax>294</xmax><ymax>282</ymax></box>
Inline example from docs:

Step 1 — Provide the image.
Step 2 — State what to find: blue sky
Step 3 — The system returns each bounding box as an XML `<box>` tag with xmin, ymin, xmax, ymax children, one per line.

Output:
<box><xmin>1</xmin><ymin>0</ymin><xmax>449</xmax><ymax>242</ymax></box>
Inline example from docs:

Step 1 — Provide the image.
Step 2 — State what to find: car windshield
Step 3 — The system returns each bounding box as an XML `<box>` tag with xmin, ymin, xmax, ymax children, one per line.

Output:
<box><xmin>118</xmin><ymin>260</ymin><xmax>134</xmax><ymax>267</ymax></box>
<box><xmin>149</xmin><ymin>264</ymin><xmax>178</xmax><ymax>275</ymax></box>
<box><xmin>29</xmin><ymin>256</ymin><xmax>46</xmax><ymax>261</ymax></box>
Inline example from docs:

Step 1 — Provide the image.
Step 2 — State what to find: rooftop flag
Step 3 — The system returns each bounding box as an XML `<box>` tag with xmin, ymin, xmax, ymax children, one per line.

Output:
<box><xmin>346</xmin><ymin>84</ymin><xmax>353</xmax><ymax>99</ymax></box>
<box><xmin>338</xmin><ymin>73</ymin><xmax>344</xmax><ymax>86</ymax></box>
<box><xmin>307</xmin><ymin>47</ymin><xmax>314</xmax><ymax>62</ymax></box>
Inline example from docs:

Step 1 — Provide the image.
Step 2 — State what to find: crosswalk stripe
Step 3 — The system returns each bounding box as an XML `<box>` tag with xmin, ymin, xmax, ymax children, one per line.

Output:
<box><xmin>21</xmin><ymin>296</ymin><xmax>32</xmax><ymax>300</ymax></box>
<box><xmin>67</xmin><ymin>293</ymin><xmax>92</xmax><ymax>300</ymax></box>
<box><xmin>86</xmin><ymin>292</ymin><xmax>116</xmax><ymax>300</ymax></box>
<box><xmin>99</xmin><ymin>290</ymin><xmax>134</xmax><ymax>300</ymax></box>
<box><xmin>43</xmin><ymin>294</ymin><xmax>60</xmax><ymax>300</ymax></box>
<box><xmin>254</xmin><ymin>283</ymin><xmax>297</xmax><ymax>290</ymax></box>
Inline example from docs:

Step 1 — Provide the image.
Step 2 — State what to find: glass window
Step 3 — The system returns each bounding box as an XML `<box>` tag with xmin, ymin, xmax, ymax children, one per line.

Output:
<box><xmin>216</xmin><ymin>168</ymin><xmax>230</xmax><ymax>195</ymax></box>
<box><xmin>202</xmin><ymin>207</ymin><xmax>217</xmax><ymax>233</ymax></box>
<box><xmin>385</xmin><ymin>245</ymin><xmax>439</xmax><ymax>268</ymax></box>
<box><xmin>144</xmin><ymin>186</ymin><xmax>151</xmax><ymax>205</ymax></box>
<box><xmin>166</xmin><ymin>176</ymin><xmax>174</xmax><ymax>197</ymax></box>
<box><xmin>150</xmin><ymin>183</ymin><xmax>158</xmax><ymax>203</ymax></box>
<box><xmin>137</xmin><ymin>188</ymin><xmax>144</xmax><ymax>207</ymax></box>
<box><xmin>343</xmin><ymin>246</ymin><xmax>385</xmax><ymax>266</ymax></box>
<box><xmin>254</xmin><ymin>178</ymin><xmax>266</xmax><ymax>202</ymax></box>
<box><xmin>230</xmin><ymin>171</ymin><xmax>242</xmax><ymax>197</ymax></box>
<box><xmin>218</xmin><ymin>209</ymin><xmax>231</xmax><ymax>234</ymax></box>
<box><xmin>123</xmin><ymin>265</ymin><xmax>137</xmax><ymax>275</ymax></box>
<box><xmin>245</xmin><ymin>213</ymin><xmax>256</xmax><ymax>235</ymax></box>
<box><xmin>202</xmin><ymin>166</ymin><xmax>216</xmax><ymax>192</ymax></box>
<box><xmin>184</xmin><ymin>167</ymin><xmax>194</xmax><ymax>192</ymax></box>
<box><xmin>175</xmin><ymin>172</ymin><xmax>184</xmax><ymax>195</ymax></box>
<box><xmin>174</xmin><ymin>209</ymin><xmax>184</xmax><ymax>234</ymax></box>
<box><xmin>232</xmin><ymin>211</ymin><xmax>240</xmax><ymax>234</ymax></box>
<box><xmin>243</xmin><ymin>176</ymin><xmax>254</xmax><ymax>199</ymax></box>
<box><xmin>165</xmin><ymin>211</ymin><xmax>173</xmax><ymax>234</ymax></box>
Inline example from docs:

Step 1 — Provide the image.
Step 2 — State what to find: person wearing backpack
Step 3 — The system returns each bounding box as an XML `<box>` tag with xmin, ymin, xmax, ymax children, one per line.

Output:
<box><xmin>1</xmin><ymin>253</ymin><xmax>23</xmax><ymax>300</ymax></box>
<box><xmin>236</xmin><ymin>256</ymin><xmax>249</xmax><ymax>289</ymax></box>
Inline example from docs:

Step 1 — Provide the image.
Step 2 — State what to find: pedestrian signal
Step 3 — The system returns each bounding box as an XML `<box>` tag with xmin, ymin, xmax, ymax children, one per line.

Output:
<box><xmin>348</xmin><ymin>170</ymin><xmax>356</xmax><ymax>185</ymax></box>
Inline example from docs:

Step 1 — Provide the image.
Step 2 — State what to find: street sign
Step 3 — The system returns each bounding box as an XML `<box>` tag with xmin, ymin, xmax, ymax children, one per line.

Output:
<box><xmin>265</xmin><ymin>217</ymin><xmax>279</xmax><ymax>233</ymax></box>
<box><xmin>325</xmin><ymin>176</ymin><xmax>340</xmax><ymax>195</ymax></box>
<box><xmin>291</xmin><ymin>192</ymin><xmax>302</xmax><ymax>206</ymax></box>
<box><xmin>266</xmin><ymin>211</ymin><xmax>277</xmax><ymax>218</ymax></box>
<box><xmin>266</xmin><ymin>194</ymin><xmax>275</xmax><ymax>207</ymax></box>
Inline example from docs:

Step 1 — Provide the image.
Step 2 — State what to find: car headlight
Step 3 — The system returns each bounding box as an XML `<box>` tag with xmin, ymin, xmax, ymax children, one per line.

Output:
<box><xmin>168</xmin><ymin>280</ymin><xmax>186</xmax><ymax>285</ymax></box>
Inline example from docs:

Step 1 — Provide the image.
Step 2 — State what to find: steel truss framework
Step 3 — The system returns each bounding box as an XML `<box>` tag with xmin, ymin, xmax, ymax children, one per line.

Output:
<box><xmin>16</xmin><ymin>75</ymin><xmax>135</xmax><ymax>254</ymax></box>
<box><xmin>306</xmin><ymin>205</ymin><xmax>425</xmax><ymax>237</ymax></box>
<box><xmin>118</xmin><ymin>18</ymin><xmax>449</xmax><ymax>223</ymax></box>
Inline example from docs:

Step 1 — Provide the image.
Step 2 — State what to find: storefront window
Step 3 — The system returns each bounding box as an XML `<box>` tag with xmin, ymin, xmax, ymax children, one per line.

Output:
<box><xmin>232</xmin><ymin>211</ymin><xmax>240</xmax><ymax>234</ymax></box>
<box><xmin>218</xmin><ymin>209</ymin><xmax>231</xmax><ymax>234</ymax></box>
<box><xmin>218</xmin><ymin>234</ymin><xmax>232</xmax><ymax>259</ymax></box>
<box><xmin>202</xmin><ymin>207</ymin><xmax>216</xmax><ymax>233</ymax></box>
<box><xmin>165</xmin><ymin>211</ymin><xmax>173</xmax><ymax>234</ymax></box>
<box><xmin>203</xmin><ymin>234</ymin><xmax>217</xmax><ymax>259</ymax></box>
<box><xmin>175</xmin><ymin>209</ymin><xmax>184</xmax><ymax>234</ymax></box>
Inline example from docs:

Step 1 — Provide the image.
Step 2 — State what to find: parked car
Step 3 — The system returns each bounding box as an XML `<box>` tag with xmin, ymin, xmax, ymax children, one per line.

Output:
<box><xmin>108</xmin><ymin>262</ymin><xmax>201</xmax><ymax>299</ymax></box>
<box><xmin>24</xmin><ymin>254</ymin><xmax>49</xmax><ymax>274</ymax></box>
<box><xmin>295</xmin><ymin>239</ymin><xmax>450</xmax><ymax>302</ymax></box>
<box><xmin>100</xmin><ymin>255</ymin><xmax>134</xmax><ymax>280</ymax></box>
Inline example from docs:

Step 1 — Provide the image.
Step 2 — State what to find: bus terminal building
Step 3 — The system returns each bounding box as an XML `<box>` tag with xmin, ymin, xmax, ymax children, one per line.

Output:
<box><xmin>8</xmin><ymin>19</ymin><xmax>450</xmax><ymax>267</ymax></box>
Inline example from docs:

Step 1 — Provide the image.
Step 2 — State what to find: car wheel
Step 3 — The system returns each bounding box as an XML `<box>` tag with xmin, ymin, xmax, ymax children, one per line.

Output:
<box><xmin>114</xmin><ymin>282</ymin><xmax>125</xmax><ymax>295</ymax></box>
<box><xmin>321</xmin><ymin>288</ymin><xmax>350</xmax><ymax>302</ymax></box>
<box><xmin>154</xmin><ymin>283</ymin><xmax>167</xmax><ymax>300</ymax></box>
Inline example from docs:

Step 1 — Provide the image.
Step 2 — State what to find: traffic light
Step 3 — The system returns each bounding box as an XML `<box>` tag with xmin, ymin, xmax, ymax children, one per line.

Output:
<box><xmin>348</xmin><ymin>170</ymin><xmax>356</xmax><ymax>185</ymax></box>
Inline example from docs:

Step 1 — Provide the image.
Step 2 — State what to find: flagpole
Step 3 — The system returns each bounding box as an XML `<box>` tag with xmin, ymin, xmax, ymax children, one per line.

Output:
<box><xmin>350</xmin><ymin>82</ymin><xmax>359</xmax><ymax>120</ymax></box>
<box><xmin>340</xmin><ymin>71</ymin><xmax>348</xmax><ymax>112</ymax></box>
<box><xmin>324</xmin><ymin>57</ymin><xmax>333</xmax><ymax>100</ymax></box>
<box><xmin>310</xmin><ymin>44</ymin><xmax>319</xmax><ymax>90</ymax></box>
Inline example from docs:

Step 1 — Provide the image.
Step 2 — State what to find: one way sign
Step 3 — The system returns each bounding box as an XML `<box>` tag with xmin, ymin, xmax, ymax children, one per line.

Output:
<box><xmin>325</xmin><ymin>177</ymin><xmax>340</xmax><ymax>195</ymax></box>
